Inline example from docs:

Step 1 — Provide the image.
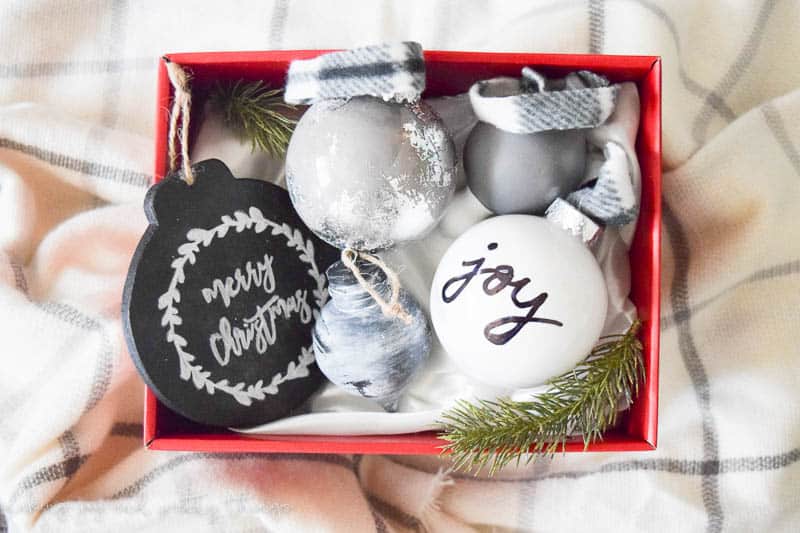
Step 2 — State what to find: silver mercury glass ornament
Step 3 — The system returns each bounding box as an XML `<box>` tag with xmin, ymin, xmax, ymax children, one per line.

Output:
<box><xmin>283</xmin><ymin>42</ymin><xmax>456</xmax><ymax>251</ymax></box>
<box><xmin>286</xmin><ymin>96</ymin><xmax>456</xmax><ymax>251</ymax></box>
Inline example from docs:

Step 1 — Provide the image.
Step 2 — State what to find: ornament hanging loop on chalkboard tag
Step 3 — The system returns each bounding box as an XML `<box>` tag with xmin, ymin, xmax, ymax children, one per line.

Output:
<box><xmin>163</xmin><ymin>57</ymin><xmax>195</xmax><ymax>185</ymax></box>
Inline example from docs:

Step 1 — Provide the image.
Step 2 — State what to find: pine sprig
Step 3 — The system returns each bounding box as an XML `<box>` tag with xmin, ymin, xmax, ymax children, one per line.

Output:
<box><xmin>438</xmin><ymin>320</ymin><xmax>645</xmax><ymax>475</ymax></box>
<box><xmin>208</xmin><ymin>80</ymin><xmax>296</xmax><ymax>157</ymax></box>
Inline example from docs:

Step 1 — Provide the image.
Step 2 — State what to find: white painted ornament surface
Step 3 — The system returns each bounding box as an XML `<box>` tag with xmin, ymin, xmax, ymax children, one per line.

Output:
<box><xmin>430</xmin><ymin>215</ymin><xmax>608</xmax><ymax>389</ymax></box>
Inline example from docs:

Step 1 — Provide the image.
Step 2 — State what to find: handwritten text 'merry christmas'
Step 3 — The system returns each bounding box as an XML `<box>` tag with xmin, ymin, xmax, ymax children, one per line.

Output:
<box><xmin>200</xmin><ymin>253</ymin><xmax>312</xmax><ymax>367</ymax></box>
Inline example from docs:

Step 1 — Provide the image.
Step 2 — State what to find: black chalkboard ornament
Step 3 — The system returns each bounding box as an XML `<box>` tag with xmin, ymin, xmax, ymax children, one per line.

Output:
<box><xmin>122</xmin><ymin>159</ymin><xmax>338</xmax><ymax>427</ymax></box>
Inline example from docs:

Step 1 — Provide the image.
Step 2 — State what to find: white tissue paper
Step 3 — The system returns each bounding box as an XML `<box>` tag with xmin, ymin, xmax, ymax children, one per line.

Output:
<box><xmin>190</xmin><ymin>84</ymin><xmax>641</xmax><ymax>435</ymax></box>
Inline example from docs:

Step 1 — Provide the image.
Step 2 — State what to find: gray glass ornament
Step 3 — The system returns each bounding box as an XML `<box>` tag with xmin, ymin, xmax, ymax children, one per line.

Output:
<box><xmin>312</xmin><ymin>259</ymin><xmax>431</xmax><ymax>411</ymax></box>
<box><xmin>463</xmin><ymin>121</ymin><xmax>587</xmax><ymax>215</ymax></box>
<box><xmin>286</xmin><ymin>96</ymin><xmax>456</xmax><ymax>251</ymax></box>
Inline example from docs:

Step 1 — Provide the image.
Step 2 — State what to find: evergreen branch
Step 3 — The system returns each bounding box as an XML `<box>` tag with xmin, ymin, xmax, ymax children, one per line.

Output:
<box><xmin>438</xmin><ymin>320</ymin><xmax>645</xmax><ymax>475</ymax></box>
<box><xmin>208</xmin><ymin>80</ymin><xmax>296</xmax><ymax>157</ymax></box>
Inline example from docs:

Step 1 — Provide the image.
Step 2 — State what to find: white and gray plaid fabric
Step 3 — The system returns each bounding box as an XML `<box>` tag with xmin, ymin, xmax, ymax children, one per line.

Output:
<box><xmin>2</xmin><ymin>2</ymin><xmax>800</xmax><ymax>532</ymax></box>
<box><xmin>568</xmin><ymin>140</ymin><xmax>639</xmax><ymax>226</ymax></box>
<box><xmin>284</xmin><ymin>42</ymin><xmax>425</xmax><ymax>104</ymax></box>
<box><xmin>468</xmin><ymin>67</ymin><xmax>619</xmax><ymax>134</ymax></box>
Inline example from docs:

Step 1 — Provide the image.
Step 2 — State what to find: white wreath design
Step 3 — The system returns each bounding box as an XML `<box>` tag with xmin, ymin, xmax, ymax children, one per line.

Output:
<box><xmin>157</xmin><ymin>206</ymin><xmax>327</xmax><ymax>406</ymax></box>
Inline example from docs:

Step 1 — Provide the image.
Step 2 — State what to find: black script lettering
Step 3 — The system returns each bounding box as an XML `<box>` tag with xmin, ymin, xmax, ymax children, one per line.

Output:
<box><xmin>201</xmin><ymin>253</ymin><xmax>276</xmax><ymax>308</ymax></box>
<box><xmin>207</xmin><ymin>290</ymin><xmax>312</xmax><ymax>367</ymax></box>
<box><xmin>484</xmin><ymin>292</ymin><xmax>564</xmax><ymax>345</ymax></box>
<box><xmin>440</xmin><ymin>242</ymin><xmax>563</xmax><ymax>344</ymax></box>
<box><xmin>481</xmin><ymin>264</ymin><xmax>514</xmax><ymax>295</ymax></box>
<box><xmin>441</xmin><ymin>258</ymin><xmax>484</xmax><ymax>303</ymax></box>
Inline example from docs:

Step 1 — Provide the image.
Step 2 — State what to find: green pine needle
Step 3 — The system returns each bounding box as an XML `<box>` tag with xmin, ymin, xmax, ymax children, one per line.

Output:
<box><xmin>438</xmin><ymin>320</ymin><xmax>645</xmax><ymax>476</ymax></box>
<box><xmin>208</xmin><ymin>80</ymin><xmax>296</xmax><ymax>158</ymax></box>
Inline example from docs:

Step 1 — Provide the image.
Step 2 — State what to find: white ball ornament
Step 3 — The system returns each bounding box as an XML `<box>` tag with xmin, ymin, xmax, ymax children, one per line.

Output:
<box><xmin>429</xmin><ymin>215</ymin><xmax>608</xmax><ymax>389</ymax></box>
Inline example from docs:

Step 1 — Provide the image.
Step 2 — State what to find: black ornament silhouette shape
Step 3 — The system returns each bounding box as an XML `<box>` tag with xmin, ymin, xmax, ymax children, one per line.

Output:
<box><xmin>123</xmin><ymin>159</ymin><xmax>338</xmax><ymax>427</ymax></box>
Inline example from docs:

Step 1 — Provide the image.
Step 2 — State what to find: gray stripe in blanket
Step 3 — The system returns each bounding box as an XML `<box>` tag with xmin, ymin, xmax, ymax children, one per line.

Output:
<box><xmin>8</xmin><ymin>426</ymin><xmax>137</xmax><ymax>506</ymax></box>
<box><xmin>588</xmin><ymin>0</ymin><xmax>605</xmax><ymax>53</ymax></box>
<box><xmin>111</xmin><ymin>453</ymin><xmax>355</xmax><ymax>499</ymax></box>
<box><xmin>366</xmin><ymin>494</ymin><xmax>417</xmax><ymax>533</ymax></box>
<box><xmin>58</xmin><ymin>431</ymin><xmax>81</xmax><ymax>468</ymax></box>
<box><xmin>506</xmin><ymin>448</ymin><xmax>800</xmax><ymax>481</ymax></box>
<box><xmin>8</xmin><ymin>453</ymin><xmax>90</xmax><ymax>506</ymax></box>
<box><xmin>433</xmin><ymin>1</ymin><xmax>453</xmax><ymax>48</ymax></box>
<box><xmin>38</xmin><ymin>302</ymin><xmax>114</xmax><ymax>413</ymax></box>
<box><xmin>0</xmin><ymin>503</ymin><xmax>5</xmax><ymax>533</ymax></box>
<box><xmin>516</xmin><ymin>459</ymin><xmax>551</xmax><ymax>530</ymax></box>
<box><xmin>84</xmin><ymin>0</ymin><xmax>130</xmax><ymax>209</ymax></box>
<box><xmin>547</xmin><ymin>448</ymin><xmax>800</xmax><ymax>477</ymax></box>
<box><xmin>691</xmin><ymin>0</ymin><xmax>780</xmax><ymax>146</ymax></box>
<box><xmin>392</xmin><ymin>447</ymin><xmax>800</xmax><ymax>482</ymax></box>
<box><xmin>95</xmin><ymin>0</ymin><xmax>130</xmax><ymax>130</ymax></box>
<box><xmin>6</xmin><ymin>305</ymin><xmax>116</xmax><ymax>506</ymax></box>
<box><xmin>352</xmin><ymin>455</ymin><xmax>391</xmax><ymax>533</ymax></box>
<box><xmin>267</xmin><ymin>0</ymin><xmax>290</xmax><ymax>49</ymax></box>
<box><xmin>371</xmin><ymin>510</ymin><xmax>390</xmax><ymax>533</ymax></box>
<box><xmin>625</xmin><ymin>0</ymin><xmax>736</xmax><ymax>121</ymax></box>
<box><xmin>661</xmin><ymin>259</ymin><xmax>800</xmax><ymax>330</ymax></box>
<box><xmin>0</xmin><ymin>137</ymin><xmax>150</xmax><ymax>187</ymax></box>
<box><xmin>55</xmin><ymin>430</ymin><xmax>84</xmax><ymax>494</ymax></box>
<box><xmin>6</xmin><ymin>255</ymin><xmax>29</xmax><ymax>296</ymax></box>
<box><xmin>110</xmin><ymin>422</ymin><xmax>144</xmax><ymax>438</ymax></box>
<box><xmin>5</xmin><ymin>301</ymin><xmax>117</xmax><ymax>506</ymax></box>
<box><xmin>0</xmin><ymin>57</ymin><xmax>154</xmax><ymax>78</ymax></box>
<box><xmin>762</xmin><ymin>103</ymin><xmax>800</xmax><ymax>177</ymax></box>
<box><xmin>655</xmin><ymin>200</ymin><xmax>723</xmax><ymax>532</ymax></box>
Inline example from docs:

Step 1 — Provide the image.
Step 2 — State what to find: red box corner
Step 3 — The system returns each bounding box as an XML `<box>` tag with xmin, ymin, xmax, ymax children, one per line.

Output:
<box><xmin>147</xmin><ymin>50</ymin><xmax>661</xmax><ymax>455</ymax></box>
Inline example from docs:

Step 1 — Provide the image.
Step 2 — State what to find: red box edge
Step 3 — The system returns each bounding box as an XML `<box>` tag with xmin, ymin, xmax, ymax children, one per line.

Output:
<box><xmin>644</xmin><ymin>57</ymin><xmax>662</xmax><ymax>449</ymax></box>
<box><xmin>640</xmin><ymin>56</ymin><xmax>662</xmax><ymax>450</ymax></box>
<box><xmin>147</xmin><ymin>50</ymin><xmax>662</xmax><ymax>455</ymax></box>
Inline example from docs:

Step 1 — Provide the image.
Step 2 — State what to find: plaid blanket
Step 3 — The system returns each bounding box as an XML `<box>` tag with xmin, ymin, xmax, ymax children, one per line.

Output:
<box><xmin>1</xmin><ymin>1</ymin><xmax>799</xmax><ymax>531</ymax></box>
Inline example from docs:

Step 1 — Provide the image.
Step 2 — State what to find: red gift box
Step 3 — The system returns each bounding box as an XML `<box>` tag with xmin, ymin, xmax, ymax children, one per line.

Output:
<box><xmin>145</xmin><ymin>50</ymin><xmax>661</xmax><ymax>455</ymax></box>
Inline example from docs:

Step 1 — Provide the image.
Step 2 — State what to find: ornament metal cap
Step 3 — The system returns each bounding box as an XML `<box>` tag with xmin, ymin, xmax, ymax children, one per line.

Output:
<box><xmin>545</xmin><ymin>198</ymin><xmax>602</xmax><ymax>246</ymax></box>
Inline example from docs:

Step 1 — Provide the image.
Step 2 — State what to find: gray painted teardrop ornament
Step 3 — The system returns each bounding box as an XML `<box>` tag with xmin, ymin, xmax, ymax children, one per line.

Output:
<box><xmin>463</xmin><ymin>122</ymin><xmax>586</xmax><ymax>215</ymax></box>
<box><xmin>312</xmin><ymin>259</ymin><xmax>431</xmax><ymax>411</ymax></box>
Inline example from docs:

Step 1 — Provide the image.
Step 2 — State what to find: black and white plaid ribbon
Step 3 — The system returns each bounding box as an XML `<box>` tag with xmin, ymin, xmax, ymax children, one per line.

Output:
<box><xmin>567</xmin><ymin>141</ymin><xmax>638</xmax><ymax>226</ymax></box>
<box><xmin>468</xmin><ymin>67</ymin><xmax>618</xmax><ymax>134</ymax></box>
<box><xmin>284</xmin><ymin>42</ymin><xmax>425</xmax><ymax>105</ymax></box>
<box><xmin>470</xmin><ymin>67</ymin><xmax>637</xmax><ymax>229</ymax></box>
<box><xmin>545</xmin><ymin>142</ymin><xmax>638</xmax><ymax>243</ymax></box>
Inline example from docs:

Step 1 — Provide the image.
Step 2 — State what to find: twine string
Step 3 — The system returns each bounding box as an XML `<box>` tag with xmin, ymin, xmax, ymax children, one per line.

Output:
<box><xmin>340</xmin><ymin>249</ymin><xmax>412</xmax><ymax>325</ymax></box>
<box><xmin>163</xmin><ymin>57</ymin><xmax>195</xmax><ymax>185</ymax></box>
